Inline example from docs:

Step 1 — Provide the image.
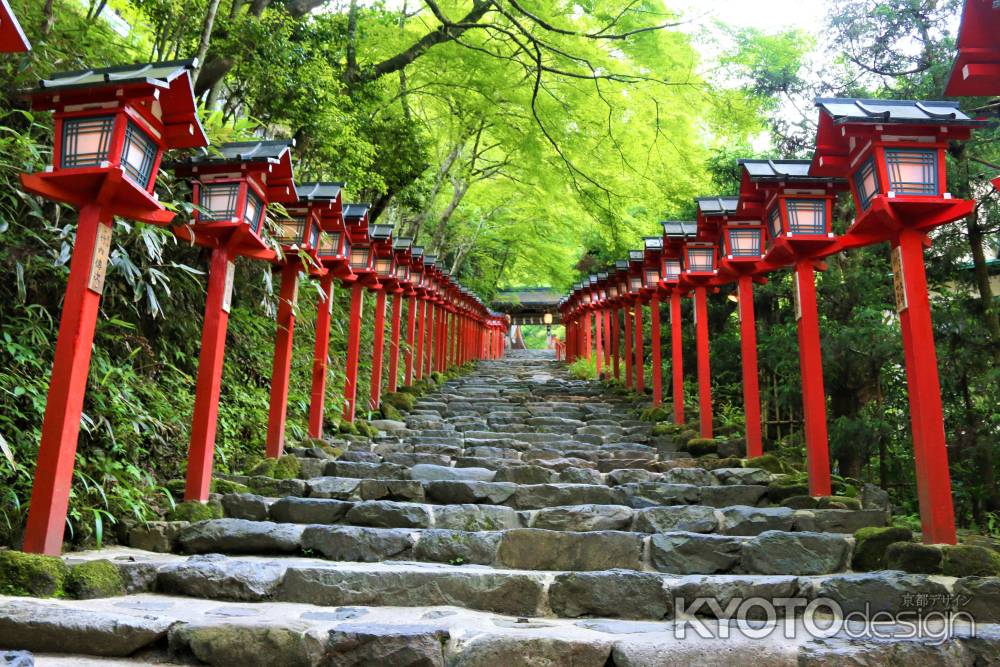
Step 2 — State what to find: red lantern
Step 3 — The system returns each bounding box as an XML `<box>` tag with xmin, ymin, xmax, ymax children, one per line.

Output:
<box><xmin>1</xmin><ymin>0</ymin><xmax>30</xmax><ymax>52</ymax></box>
<box><xmin>344</xmin><ymin>203</ymin><xmax>374</xmax><ymax>275</ymax></box>
<box><xmin>22</xmin><ymin>60</ymin><xmax>207</xmax><ymax>224</ymax></box>
<box><xmin>683</xmin><ymin>242</ymin><xmax>717</xmax><ymax>276</ymax></box>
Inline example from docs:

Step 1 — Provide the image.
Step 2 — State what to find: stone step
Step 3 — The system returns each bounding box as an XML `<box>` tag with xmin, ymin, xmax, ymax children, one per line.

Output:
<box><xmin>157</xmin><ymin>518</ymin><xmax>859</xmax><ymax>575</ymax></box>
<box><xmin>216</xmin><ymin>494</ymin><xmax>886</xmax><ymax>537</ymax></box>
<box><xmin>7</xmin><ymin>592</ymin><xmax>996</xmax><ymax>666</ymax></box>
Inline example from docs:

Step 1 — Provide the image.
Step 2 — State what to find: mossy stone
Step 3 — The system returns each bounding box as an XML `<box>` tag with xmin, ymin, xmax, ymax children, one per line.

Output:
<box><xmin>940</xmin><ymin>544</ymin><xmax>1000</xmax><ymax>577</ymax></box>
<box><xmin>686</xmin><ymin>438</ymin><xmax>718</xmax><ymax>457</ymax></box>
<box><xmin>0</xmin><ymin>550</ymin><xmax>69</xmax><ymax>597</ymax></box>
<box><xmin>430</xmin><ymin>372</ymin><xmax>445</xmax><ymax>384</ymax></box>
<box><xmin>338</xmin><ymin>421</ymin><xmax>359</xmax><ymax>435</ymax></box>
<box><xmin>380</xmin><ymin>402</ymin><xmax>403</xmax><ymax>421</ymax></box>
<box><xmin>271</xmin><ymin>455</ymin><xmax>301</xmax><ymax>480</ymax></box>
<box><xmin>852</xmin><ymin>527</ymin><xmax>914</xmax><ymax>571</ymax></box>
<box><xmin>766</xmin><ymin>475</ymin><xmax>810</xmax><ymax>502</ymax></box>
<box><xmin>247</xmin><ymin>458</ymin><xmax>277</xmax><ymax>477</ymax></box>
<box><xmin>211</xmin><ymin>479</ymin><xmax>250</xmax><ymax>495</ymax></box>
<box><xmin>885</xmin><ymin>541</ymin><xmax>943</xmax><ymax>574</ymax></box>
<box><xmin>383</xmin><ymin>392</ymin><xmax>416</xmax><ymax>412</ymax></box>
<box><xmin>651</xmin><ymin>423</ymin><xmax>672</xmax><ymax>436</ymax></box>
<box><xmin>639</xmin><ymin>407</ymin><xmax>671</xmax><ymax>423</ymax></box>
<box><xmin>747</xmin><ymin>454</ymin><xmax>786</xmax><ymax>474</ymax></box>
<box><xmin>166</xmin><ymin>500</ymin><xmax>223</xmax><ymax>523</ymax></box>
<box><xmin>817</xmin><ymin>495</ymin><xmax>862</xmax><ymax>510</ymax></box>
<box><xmin>701</xmin><ymin>457</ymin><xmax>745</xmax><ymax>471</ymax></box>
<box><xmin>165</xmin><ymin>478</ymin><xmax>186</xmax><ymax>500</ymax></box>
<box><xmin>66</xmin><ymin>560</ymin><xmax>125</xmax><ymax>599</ymax></box>
<box><xmin>783</xmin><ymin>495</ymin><xmax>819</xmax><ymax>510</ymax></box>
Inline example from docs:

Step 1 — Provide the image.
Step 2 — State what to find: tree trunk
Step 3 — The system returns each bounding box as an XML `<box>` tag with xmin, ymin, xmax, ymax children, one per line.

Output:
<box><xmin>41</xmin><ymin>0</ymin><xmax>55</xmax><ymax>36</ymax></box>
<box><xmin>193</xmin><ymin>0</ymin><xmax>223</xmax><ymax>81</ymax></box>
<box><xmin>406</xmin><ymin>143</ymin><xmax>462</xmax><ymax>241</ymax></box>
<box><xmin>429</xmin><ymin>178</ymin><xmax>469</xmax><ymax>255</ymax></box>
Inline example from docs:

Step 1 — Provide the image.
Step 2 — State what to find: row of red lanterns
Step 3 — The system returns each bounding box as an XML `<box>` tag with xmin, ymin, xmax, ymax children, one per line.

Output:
<box><xmin>5</xmin><ymin>54</ymin><xmax>509</xmax><ymax>555</ymax></box>
<box><xmin>561</xmin><ymin>94</ymin><xmax>988</xmax><ymax>547</ymax></box>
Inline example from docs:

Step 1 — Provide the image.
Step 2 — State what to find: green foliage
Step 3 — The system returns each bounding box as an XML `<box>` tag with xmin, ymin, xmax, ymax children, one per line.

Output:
<box><xmin>65</xmin><ymin>559</ymin><xmax>125</xmax><ymax>599</ymax></box>
<box><xmin>685</xmin><ymin>438</ymin><xmax>719</xmax><ymax>458</ymax></box>
<box><xmin>639</xmin><ymin>407</ymin><xmax>671</xmax><ymax>423</ymax></box>
<box><xmin>568</xmin><ymin>357</ymin><xmax>598</xmax><ymax>380</ymax></box>
<box><xmin>0</xmin><ymin>550</ymin><xmax>68</xmax><ymax>597</ymax></box>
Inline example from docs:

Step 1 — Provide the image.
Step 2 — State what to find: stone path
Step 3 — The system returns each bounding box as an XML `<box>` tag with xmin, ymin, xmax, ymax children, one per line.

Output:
<box><xmin>2</xmin><ymin>350</ymin><xmax>999</xmax><ymax>665</ymax></box>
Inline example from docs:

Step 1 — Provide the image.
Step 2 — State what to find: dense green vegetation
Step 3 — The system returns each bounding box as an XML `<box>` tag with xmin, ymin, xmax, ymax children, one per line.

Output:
<box><xmin>0</xmin><ymin>0</ymin><xmax>995</xmax><ymax>548</ymax></box>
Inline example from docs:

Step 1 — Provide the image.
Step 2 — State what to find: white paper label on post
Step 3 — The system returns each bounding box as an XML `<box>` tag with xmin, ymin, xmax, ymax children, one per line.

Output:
<box><xmin>222</xmin><ymin>261</ymin><xmax>236</xmax><ymax>313</ymax></box>
<box><xmin>793</xmin><ymin>273</ymin><xmax>803</xmax><ymax>321</ymax></box>
<box><xmin>891</xmin><ymin>245</ymin><xmax>908</xmax><ymax>313</ymax></box>
<box><xmin>87</xmin><ymin>223</ymin><xmax>113</xmax><ymax>294</ymax></box>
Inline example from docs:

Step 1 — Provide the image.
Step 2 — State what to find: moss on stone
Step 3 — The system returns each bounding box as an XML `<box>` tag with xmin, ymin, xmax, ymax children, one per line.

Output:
<box><xmin>66</xmin><ymin>559</ymin><xmax>125</xmax><ymax>599</ymax></box>
<box><xmin>430</xmin><ymin>371</ymin><xmax>446</xmax><ymax>384</ymax></box>
<box><xmin>747</xmin><ymin>454</ymin><xmax>788</xmax><ymax>474</ymax></box>
<box><xmin>211</xmin><ymin>479</ymin><xmax>250</xmax><ymax>495</ymax></box>
<box><xmin>166</xmin><ymin>500</ymin><xmax>223</xmax><ymax>523</ymax></box>
<box><xmin>782</xmin><ymin>495</ymin><xmax>819</xmax><ymax>509</ymax></box>
<box><xmin>766</xmin><ymin>474</ymin><xmax>810</xmax><ymax>502</ymax></box>
<box><xmin>651</xmin><ymin>423</ymin><xmax>672</xmax><ymax>437</ymax></box>
<box><xmin>338</xmin><ymin>421</ymin><xmax>359</xmax><ymax>435</ymax></box>
<box><xmin>817</xmin><ymin>495</ymin><xmax>863</xmax><ymax>510</ymax></box>
<box><xmin>271</xmin><ymin>455</ymin><xmax>301</xmax><ymax>480</ymax></box>
<box><xmin>383</xmin><ymin>391</ymin><xmax>416</xmax><ymax>412</ymax></box>
<box><xmin>247</xmin><ymin>458</ymin><xmax>276</xmax><ymax>477</ymax></box>
<box><xmin>685</xmin><ymin>438</ymin><xmax>718</xmax><ymax>457</ymax></box>
<box><xmin>885</xmin><ymin>541</ymin><xmax>943</xmax><ymax>574</ymax></box>
<box><xmin>852</xmin><ymin>527</ymin><xmax>914</xmax><ymax>571</ymax></box>
<box><xmin>164</xmin><ymin>478</ymin><xmax>186</xmax><ymax>500</ymax></box>
<box><xmin>0</xmin><ymin>550</ymin><xmax>69</xmax><ymax>597</ymax></box>
<box><xmin>379</xmin><ymin>402</ymin><xmax>403</xmax><ymax>421</ymax></box>
<box><xmin>940</xmin><ymin>544</ymin><xmax>1000</xmax><ymax>577</ymax></box>
<box><xmin>701</xmin><ymin>457</ymin><xmax>745</xmax><ymax>471</ymax></box>
<box><xmin>639</xmin><ymin>406</ymin><xmax>671</xmax><ymax>423</ymax></box>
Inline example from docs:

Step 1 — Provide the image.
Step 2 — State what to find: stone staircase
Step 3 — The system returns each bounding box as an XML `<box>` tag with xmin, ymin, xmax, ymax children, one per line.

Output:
<box><xmin>2</xmin><ymin>350</ymin><xmax>998</xmax><ymax>665</ymax></box>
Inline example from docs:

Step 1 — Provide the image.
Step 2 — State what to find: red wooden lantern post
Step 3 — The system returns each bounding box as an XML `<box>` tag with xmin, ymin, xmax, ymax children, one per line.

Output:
<box><xmin>699</xmin><ymin>197</ymin><xmax>766</xmax><ymax>457</ymax></box>
<box><xmin>19</xmin><ymin>61</ymin><xmax>207</xmax><ymax>554</ymax></box>
<box><xmin>811</xmin><ymin>98</ymin><xmax>982</xmax><ymax>543</ymax></box>
<box><xmin>1</xmin><ymin>0</ymin><xmax>30</xmax><ymax>52</ymax></box>
<box><xmin>662</xmin><ymin>221</ymin><xmax>697</xmax><ymax>424</ymax></box>
<box><xmin>627</xmin><ymin>250</ymin><xmax>646</xmax><ymax>393</ymax></box>
<box><xmin>303</xmin><ymin>183</ymin><xmax>349</xmax><ymax>439</ymax></box>
<box><xmin>342</xmin><ymin>203</ymin><xmax>376</xmax><ymax>422</ymax></box>
<box><xmin>367</xmin><ymin>224</ymin><xmax>396</xmax><ymax>410</ymax></box>
<box><xmin>409</xmin><ymin>247</ymin><xmax>427</xmax><ymax>381</ymax></box>
<box><xmin>266</xmin><ymin>183</ymin><xmax>332</xmax><ymax>457</ymax></box>
<box><xmin>388</xmin><ymin>239</ymin><xmax>413</xmax><ymax>392</ymax></box>
<box><xmin>171</xmin><ymin>139</ymin><xmax>296</xmax><ymax>494</ymax></box>
<box><xmin>641</xmin><ymin>238</ymin><xmax>665</xmax><ymax>405</ymax></box>
<box><xmin>611</xmin><ymin>261</ymin><xmax>628</xmax><ymax>380</ymax></box>
<box><xmin>682</xmin><ymin>239</ymin><xmax>718</xmax><ymax>439</ymax></box>
<box><xmin>590</xmin><ymin>275</ymin><xmax>605</xmax><ymax>378</ymax></box>
<box><xmin>738</xmin><ymin>159</ymin><xmax>846</xmax><ymax>497</ymax></box>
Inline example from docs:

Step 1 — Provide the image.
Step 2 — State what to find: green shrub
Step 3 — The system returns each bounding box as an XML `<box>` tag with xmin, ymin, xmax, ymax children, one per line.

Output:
<box><xmin>0</xmin><ymin>550</ymin><xmax>69</xmax><ymax>597</ymax></box>
<box><xmin>639</xmin><ymin>406</ymin><xmax>671</xmax><ymax>422</ymax></box>
<box><xmin>66</xmin><ymin>560</ymin><xmax>125</xmax><ymax>599</ymax></box>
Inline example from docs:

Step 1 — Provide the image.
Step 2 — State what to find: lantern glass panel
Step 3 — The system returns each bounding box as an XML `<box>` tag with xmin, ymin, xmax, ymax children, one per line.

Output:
<box><xmin>350</xmin><ymin>246</ymin><xmax>370</xmax><ymax>270</ymax></box>
<box><xmin>728</xmin><ymin>228</ymin><xmax>762</xmax><ymax>257</ymax></box>
<box><xmin>318</xmin><ymin>232</ymin><xmax>341</xmax><ymax>256</ymax></box>
<box><xmin>395</xmin><ymin>264</ymin><xmax>410</xmax><ymax>280</ymax></box>
<box><xmin>645</xmin><ymin>268</ymin><xmax>660</xmax><ymax>286</ymax></box>
<box><xmin>629</xmin><ymin>276</ymin><xmax>642</xmax><ymax>292</ymax></box>
<box><xmin>583</xmin><ymin>292</ymin><xmax>591</xmax><ymax>304</ymax></box>
<box><xmin>120</xmin><ymin>121</ymin><xmax>158</xmax><ymax>188</ymax></box>
<box><xmin>854</xmin><ymin>155</ymin><xmax>881</xmax><ymax>210</ymax></box>
<box><xmin>244</xmin><ymin>189</ymin><xmax>264</xmax><ymax>234</ymax></box>
<box><xmin>663</xmin><ymin>259</ymin><xmax>681</xmax><ymax>280</ymax></box>
<box><xmin>608</xmin><ymin>284</ymin><xmax>618</xmax><ymax>297</ymax></box>
<box><xmin>884</xmin><ymin>148</ymin><xmax>938</xmax><ymax>195</ymax></box>
<box><xmin>61</xmin><ymin>115</ymin><xmax>115</xmax><ymax>168</ymax></box>
<box><xmin>375</xmin><ymin>258</ymin><xmax>393</xmax><ymax>276</ymax></box>
<box><xmin>687</xmin><ymin>247</ymin><xmax>715</xmax><ymax>272</ymax></box>
<box><xmin>620</xmin><ymin>280</ymin><xmax>628</xmax><ymax>294</ymax></box>
<box><xmin>199</xmin><ymin>183</ymin><xmax>240</xmax><ymax>221</ymax></box>
<box><xmin>767</xmin><ymin>204</ymin><xmax>782</xmax><ymax>243</ymax></box>
<box><xmin>786</xmin><ymin>199</ymin><xmax>826</xmax><ymax>235</ymax></box>
<box><xmin>276</xmin><ymin>216</ymin><xmax>307</xmax><ymax>245</ymax></box>
<box><xmin>308</xmin><ymin>223</ymin><xmax>320</xmax><ymax>248</ymax></box>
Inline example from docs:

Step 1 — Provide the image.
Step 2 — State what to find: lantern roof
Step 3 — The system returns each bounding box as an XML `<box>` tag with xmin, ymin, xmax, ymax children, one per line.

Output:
<box><xmin>738</xmin><ymin>159</ymin><xmax>821</xmax><ymax>182</ymax></box>
<box><xmin>411</xmin><ymin>246</ymin><xmax>424</xmax><ymax>259</ymax></box>
<box><xmin>810</xmin><ymin>98</ymin><xmax>982</xmax><ymax>177</ymax></box>
<box><xmin>946</xmin><ymin>0</ymin><xmax>1000</xmax><ymax>96</ymax></box>
<box><xmin>295</xmin><ymin>182</ymin><xmax>344</xmax><ymax>201</ymax></box>
<box><xmin>393</xmin><ymin>237</ymin><xmax>413</xmax><ymax>251</ymax></box>
<box><xmin>1</xmin><ymin>0</ymin><xmax>30</xmax><ymax>52</ymax></box>
<box><xmin>344</xmin><ymin>203</ymin><xmax>371</xmax><ymax>221</ymax></box>
<box><xmin>643</xmin><ymin>236</ymin><xmax>664</xmax><ymax>250</ymax></box>
<box><xmin>662</xmin><ymin>220</ymin><xmax>698</xmax><ymax>239</ymax></box>
<box><xmin>424</xmin><ymin>254</ymin><xmax>438</xmax><ymax>266</ymax></box>
<box><xmin>173</xmin><ymin>139</ymin><xmax>296</xmax><ymax>202</ymax></box>
<box><xmin>370</xmin><ymin>224</ymin><xmax>393</xmax><ymax>241</ymax></box>
<box><xmin>696</xmin><ymin>196</ymin><xmax>740</xmax><ymax>216</ymax></box>
<box><xmin>814</xmin><ymin>97</ymin><xmax>979</xmax><ymax>126</ymax></box>
<box><xmin>614</xmin><ymin>260</ymin><xmax>629</xmax><ymax>271</ymax></box>
<box><xmin>628</xmin><ymin>250</ymin><xmax>644</xmax><ymax>262</ymax></box>
<box><xmin>31</xmin><ymin>59</ymin><xmax>207</xmax><ymax>148</ymax></box>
